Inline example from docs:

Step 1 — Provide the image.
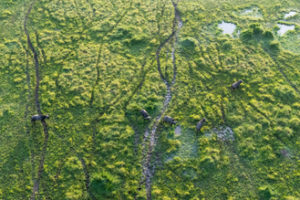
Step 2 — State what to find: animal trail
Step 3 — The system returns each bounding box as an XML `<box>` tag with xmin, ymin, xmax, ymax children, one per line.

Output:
<box><xmin>141</xmin><ymin>1</ymin><xmax>183</xmax><ymax>199</ymax></box>
<box><xmin>24</xmin><ymin>1</ymin><xmax>50</xmax><ymax>199</ymax></box>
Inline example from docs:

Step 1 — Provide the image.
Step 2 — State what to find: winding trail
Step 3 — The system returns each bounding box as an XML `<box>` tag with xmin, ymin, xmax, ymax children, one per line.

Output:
<box><xmin>24</xmin><ymin>1</ymin><xmax>50</xmax><ymax>199</ymax></box>
<box><xmin>141</xmin><ymin>1</ymin><xmax>183</xmax><ymax>199</ymax></box>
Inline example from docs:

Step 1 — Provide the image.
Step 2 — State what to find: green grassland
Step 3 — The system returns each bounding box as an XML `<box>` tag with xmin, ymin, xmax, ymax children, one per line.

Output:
<box><xmin>0</xmin><ymin>0</ymin><xmax>299</xmax><ymax>199</ymax></box>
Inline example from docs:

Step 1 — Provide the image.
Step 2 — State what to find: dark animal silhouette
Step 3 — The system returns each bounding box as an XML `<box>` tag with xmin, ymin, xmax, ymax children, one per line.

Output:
<box><xmin>196</xmin><ymin>118</ymin><xmax>206</xmax><ymax>132</ymax></box>
<box><xmin>163</xmin><ymin>116</ymin><xmax>176</xmax><ymax>125</ymax></box>
<box><xmin>140</xmin><ymin>109</ymin><xmax>151</xmax><ymax>120</ymax></box>
<box><xmin>231</xmin><ymin>80</ymin><xmax>243</xmax><ymax>89</ymax></box>
<box><xmin>31</xmin><ymin>114</ymin><xmax>49</xmax><ymax>122</ymax></box>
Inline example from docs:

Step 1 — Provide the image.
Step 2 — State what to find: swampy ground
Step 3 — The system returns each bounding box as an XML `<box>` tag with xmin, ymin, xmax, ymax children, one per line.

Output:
<box><xmin>0</xmin><ymin>0</ymin><xmax>299</xmax><ymax>199</ymax></box>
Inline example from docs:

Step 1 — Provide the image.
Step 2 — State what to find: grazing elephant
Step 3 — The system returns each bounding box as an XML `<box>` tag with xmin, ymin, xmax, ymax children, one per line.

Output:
<box><xmin>231</xmin><ymin>80</ymin><xmax>243</xmax><ymax>89</ymax></box>
<box><xmin>196</xmin><ymin>118</ymin><xmax>206</xmax><ymax>132</ymax></box>
<box><xmin>163</xmin><ymin>116</ymin><xmax>176</xmax><ymax>125</ymax></box>
<box><xmin>140</xmin><ymin>109</ymin><xmax>151</xmax><ymax>120</ymax></box>
<box><xmin>31</xmin><ymin>114</ymin><xmax>49</xmax><ymax>122</ymax></box>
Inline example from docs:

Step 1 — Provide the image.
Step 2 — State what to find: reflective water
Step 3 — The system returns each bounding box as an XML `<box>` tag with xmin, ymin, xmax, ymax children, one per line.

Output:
<box><xmin>243</xmin><ymin>9</ymin><xmax>252</xmax><ymax>14</ymax></box>
<box><xmin>277</xmin><ymin>24</ymin><xmax>295</xmax><ymax>36</ymax></box>
<box><xmin>284</xmin><ymin>11</ymin><xmax>297</xmax><ymax>19</ymax></box>
<box><xmin>241</xmin><ymin>7</ymin><xmax>263</xmax><ymax>18</ymax></box>
<box><xmin>218</xmin><ymin>21</ymin><xmax>236</xmax><ymax>35</ymax></box>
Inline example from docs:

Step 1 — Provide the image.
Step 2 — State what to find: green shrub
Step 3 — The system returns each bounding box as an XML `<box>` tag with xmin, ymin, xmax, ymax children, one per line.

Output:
<box><xmin>238</xmin><ymin>137</ymin><xmax>256</xmax><ymax>159</ymax></box>
<box><xmin>240</xmin><ymin>29</ymin><xmax>253</xmax><ymax>41</ymax></box>
<box><xmin>90</xmin><ymin>177</ymin><xmax>114</xmax><ymax>199</ymax></box>
<box><xmin>289</xmin><ymin>117</ymin><xmax>300</xmax><ymax>131</ymax></box>
<box><xmin>259</xmin><ymin>145</ymin><xmax>276</xmax><ymax>162</ymax></box>
<box><xmin>0</xmin><ymin>10</ymin><xmax>12</xmax><ymax>19</ymax></box>
<box><xmin>111</xmin><ymin>27</ymin><xmax>133</xmax><ymax>40</ymax></box>
<box><xmin>269</xmin><ymin>40</ymin><xmax>280</xmax><ymax>51</ymax></box>
<box><xmin>258</xmin><ymin>186</ymin><xmax>273</xmax><ymax>200</ymax></box>
<box><xmin>274</xmin><ymin>85</ymin><xmax>296</xmax><ymax>103</ymax></box>
<box><xmin>250</xmin><ymin>23</ymin><xmax>263</xmax><ymax>36</ymax></box>
<box><xmin>222</xmin><ymin>41</ymin><xmax>232</xmax><ymax>51</ymax></box>
<box><xmin>263</xmin><ymin>30</ymin><xmax>274</xmax><ymax>40</ymax></box>
<box><xmin>179</xmin><ymin>37</ymin><xmax>197</xmax><ymax>51</ymax></box>
<box><xmin>274</xmin><ymin>126</ymin><xmax>293</xmax><ymax>140</ymax></box>
<box><xmin>277</xmin><ymin>105</ymin><xmax>291</xmax><ymax>117</ymax></box>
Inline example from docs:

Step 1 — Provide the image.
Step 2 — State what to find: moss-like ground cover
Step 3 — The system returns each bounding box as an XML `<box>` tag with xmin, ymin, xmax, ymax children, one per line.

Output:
<box><xmin>0</xmin><ymin>0</ymin><xmax>299</xmax><ymax>199</ymax></box>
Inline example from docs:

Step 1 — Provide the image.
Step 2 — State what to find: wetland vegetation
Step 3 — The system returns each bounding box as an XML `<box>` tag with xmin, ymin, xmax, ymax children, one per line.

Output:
<box><xmin>0</xmin><ymin>0</ymin><xmax>299</xmax><ymax>199</ymax></box>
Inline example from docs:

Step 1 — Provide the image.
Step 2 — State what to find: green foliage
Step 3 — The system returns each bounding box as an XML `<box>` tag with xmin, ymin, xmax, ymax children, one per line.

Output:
<box><xmin>0</xmin><ymin>0</ymin><xmax>299</xmax><ymax>199</ymax></box>
<box><xmin>263</xmin><ymin>30</ymin><xmax>274</xmax><ymax>40</ymax></box>
<box><xmin>273</xmin><ymin>85</ymin><xmax>297</xmax><ymax>103</ymax></box>
<box><xmin>258</xmin><ymin>186</ymin><xmax>273</xmax><ymax>200</ymax></box>
<box><xmin>179</xmin><ymin>37</ymin><xmax>197</xmax><ymax>50</ymax></box>
<box><xmin>89</xmin><ymin>172</ymin><xmax>117</xmax><ymax>199</ymax></box>
<box><xmin>289</xmin><ymin>117</ymin><xmax>300</xmax><ymax>131</ymax></box>
<box><xmin>269</xmin><ymin>40</ymin><xmax>280</xmax><ymax>51</ymax></box>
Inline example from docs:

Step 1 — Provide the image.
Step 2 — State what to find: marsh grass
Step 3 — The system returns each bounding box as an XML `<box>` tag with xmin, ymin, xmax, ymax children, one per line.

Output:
<box><xmin>0</xmin><ymin>0</ymin><xmax>299</xmax><ymax>199</ymax></box>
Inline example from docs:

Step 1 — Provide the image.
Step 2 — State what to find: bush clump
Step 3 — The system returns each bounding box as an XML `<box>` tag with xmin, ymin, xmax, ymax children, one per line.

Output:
<box><xmin>179</xmin><ymin>37</ymin><xmax>197</xmax><ymax>51</ymax></box>
<box><xmin>289</xmin><ymin>117</ymin><xmax>300</xmax><ymax>131</ymax></box>
<box><xmin>273</xmin><ymin>85</ymin><xmax>296</xmax><ymax>103</ymax></box>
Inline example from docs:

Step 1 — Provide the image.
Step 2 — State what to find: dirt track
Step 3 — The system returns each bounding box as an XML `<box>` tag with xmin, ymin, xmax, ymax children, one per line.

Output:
<box><xmin>24</xmin><ymin>1</ymin><xmax>50</xmax><ymax>199</ymax></box>
<box><xmin>141</xmin><ymin>1</ymin><xmax>183</xmax><ymax>199</ymax></box>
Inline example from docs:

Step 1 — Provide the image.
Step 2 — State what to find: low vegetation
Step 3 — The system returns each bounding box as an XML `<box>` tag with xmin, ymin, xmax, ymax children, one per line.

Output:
<box><xmin>0</xmin><ymin>0</ymin><xmax>299</xmax><ymax>199</ymax></box>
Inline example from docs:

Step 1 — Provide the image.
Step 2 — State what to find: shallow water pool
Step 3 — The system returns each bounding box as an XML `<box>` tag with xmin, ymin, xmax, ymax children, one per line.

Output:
<box><xmin>277</xmin><ymin>24</ymin><xmax>295</xmax><ymax>36</ymax></box>
<box><xmin>218</xmin><ymin>21</ymin><xmax>236</xmax><ymax>35</ymax></box>
<box><xmin>284</xmin><ymin>11</ymin><xmax>297</xmax><ymax>19</ymax></box>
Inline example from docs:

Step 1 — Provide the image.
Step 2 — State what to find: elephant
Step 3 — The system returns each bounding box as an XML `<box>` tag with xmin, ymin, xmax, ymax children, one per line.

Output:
<box><xmin>31</xmin><ymin>114</ymin><xmax>49</xmax><ymax>122</ymax></box>
<box><xmin>231</xmin><ymin>80</ymin><xmax>243</xmax><ymax>89</ymax></box>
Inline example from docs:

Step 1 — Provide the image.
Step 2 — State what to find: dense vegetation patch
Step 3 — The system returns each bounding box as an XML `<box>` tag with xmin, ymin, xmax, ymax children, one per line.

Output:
<box><xmin>0</xmin><ymin>0</ymin><xmax>299</xmax><ymax>199</ymax></box>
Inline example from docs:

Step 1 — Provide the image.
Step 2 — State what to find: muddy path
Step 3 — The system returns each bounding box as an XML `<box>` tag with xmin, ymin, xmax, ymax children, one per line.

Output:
<box><xmin>24</xmin><ymin>1</ymin><xmax>50</xmax><ymax>199</ymax></box>
<box><xmin>24</xmin><ymin>0</ymin><xmax>40</xmax><ymax>115</ymax></box>
<box><xmin>141</xmin><ymin>1</ymin><xmax>183</xmax><ymax>199</ymax></box>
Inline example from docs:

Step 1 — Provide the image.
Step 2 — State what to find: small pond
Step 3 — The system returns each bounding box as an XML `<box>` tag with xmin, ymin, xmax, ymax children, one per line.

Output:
<box><xmin>284</xmin><ymin>11</ymin><xmax>297</xmax><ymax>19</ymax></box>
<box><xmin>241</xmin><ymin>7</ymin><xmax>263</xmax><ymax>18</ymax></box>
<box><xmin>277</xmin><ymin>24</ymin><xmax>295</xmax><ymax>36</ymax></box>
<box><xmin>243</xmin><ymin>9</ymin><xmax>253</xmax><ymax>14</ymax></box>
<box><xmin>218</xmin><ymin>21</ymin><xmax>236</xmax><ymax>35</ymax></box>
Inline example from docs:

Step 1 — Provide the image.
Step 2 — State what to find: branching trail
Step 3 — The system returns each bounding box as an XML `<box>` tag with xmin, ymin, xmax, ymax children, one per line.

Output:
<box><xmin>141</xmin><ymin>1</ymin><xmax>183</xmax><ymax>199</ymax></box>
<box><xmin>24</xmin><ymin>1</ymin><xmax>40</xmax><ymax>114</ymax></box>
<box><xmin>24</xmin><ymin>1</ymin><xmax>50</xmax><ymax>199</ymax></box>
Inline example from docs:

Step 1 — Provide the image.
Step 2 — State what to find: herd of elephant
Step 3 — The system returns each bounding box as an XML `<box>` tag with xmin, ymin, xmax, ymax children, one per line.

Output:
<box><xmin>30</xmin><ymin>80</ymin><xmax>243</xmax><ymax>132</ymax></box>
<box><xmin>140</xmin><ymin>80</ymin><xmax>243</xmax><ymax>132</ymax></box>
